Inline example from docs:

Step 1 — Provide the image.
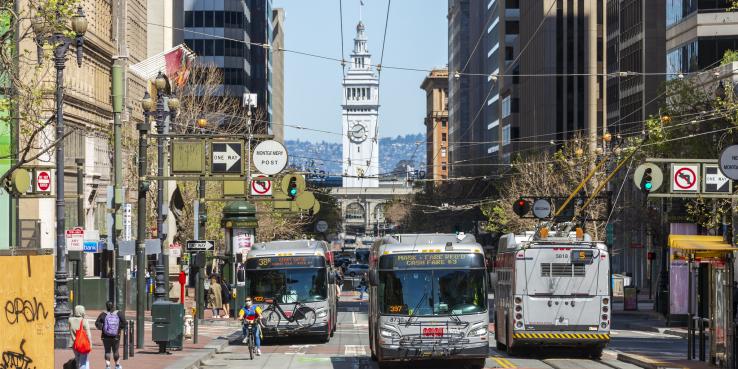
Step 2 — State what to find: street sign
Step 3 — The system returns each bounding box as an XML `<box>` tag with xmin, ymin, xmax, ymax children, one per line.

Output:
<box><xmin>250</xmin><ymin>174</ymin><xmax>273</xmax><ymax>196</ymax></box>
<box><xmin>123</xmin><ymin>203</ymin><xmax>132</xmax><ymax>241</ymax></box>
<box><xmin>253</xmin><ymin>140</ymin><xmax>288</xmax><ymax>175</ymax></box>
<box><xmin>719</xmin><ymin>144</ymin><xmax>738</xmax><ymax>180</ymax></box>
<box><xmin>186</xmin><ymin>240</ymin><xmax>215</xmax><ymax>252</ymax></box>
<box><xmin>83</xmin><ymin>241</ymin><xmax>100</xmax><ymax>253</ymax></box>
<box><xmin>633</xmin><ymin>163</ymin><xmax>664</xmax><ymax>192</ymax></box>
<box><xmin>65</xmin><ymin>227</ymin><xmax>85</xmax><ymax>252</ymax></box>
<box><xmin>316</xmin><ymin>220</ymin><xmax>329</xmax><ymax>233</ymax></box>
<box><xmin>532</xmin><ymin>199</ymin><xmax>552</xmax><ymax>219</ymax></box>
<box><xmin>34</xmin><ymin>169</ymin><xmax>51</xmax><ymax>193</ymax></box>
<box><xmin>243</xmin><ymin>93</ymin><xmax>258</xmax><ymax>108</ymax></box>
<box><xmin>671</xmin><ymin>164</ymin><xmax>700</xmax><ymax>192</ymax></box>
<box><xmin>171</xmin><ymin>140</ymin><xmax>205</xmax><ymax>174</ymax></box>
<box><xmin>211</xmin><ymin>142</ymin><xmax>243</xmax><ymax>174</ymax></box>
<box><xmin>703</xmin><ymin>164</ymin><xmax>732</xmax><ymax>193</ymax></box>
<box><xmin>170</xmin><ymin>242</ymin><xmax>182</xmax><ymax>257</ymax></box>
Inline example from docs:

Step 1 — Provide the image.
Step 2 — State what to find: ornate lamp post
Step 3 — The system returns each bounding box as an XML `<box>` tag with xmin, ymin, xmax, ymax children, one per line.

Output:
<box><xmin>151</xmin><ymin>72</ymin><xmax>179</xmax><ymax>302</ymax></box>
<box><xmin>33</xmin><ymin>5</ymin><xmax>87</xmax><ymax>349</ymax></box>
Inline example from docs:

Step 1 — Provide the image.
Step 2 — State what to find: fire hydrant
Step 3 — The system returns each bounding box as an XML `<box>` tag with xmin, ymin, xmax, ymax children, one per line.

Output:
<box><xmin>184</xmin><ymin>315</ymin><xmax>194</xmax><ymax>339</ymax></box>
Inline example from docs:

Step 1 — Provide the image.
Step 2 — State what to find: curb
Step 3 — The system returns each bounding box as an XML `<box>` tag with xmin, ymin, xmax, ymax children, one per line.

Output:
<box><xmin>617</xmin><ymin>352</ymin><xmax>673</xmax><ymax>369</ymax></box>
<box><xmin>163</xmin><ymin>331</ymin><xmax>239</xmax><ymax>369</ymax></box>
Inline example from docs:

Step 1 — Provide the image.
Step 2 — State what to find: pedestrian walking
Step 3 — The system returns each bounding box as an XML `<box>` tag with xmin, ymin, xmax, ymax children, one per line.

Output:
<box><xmin>359</xmin><ymin>273</ymin><xmax>368</xmax><ymax>299</ymax></box>
<box><xmin>95</xmin><ymin>301</ymin><xmax>127</xmax><ymax>369</ymax></box>
<box><xmin>209</xmin><ymin>275</ymin><xmax>223</xmax><ymax>318</ymax></box>
<box><xmin>335</xmin><ymin>270</ymin><xmax>343</xmax><ymax>296</ymax></box>
<box><xmin>220</xmin><ymin>275</ymin><xmax>232</xmax><ymax>319</ymax></box>
<box><xmin>69</xmin><ymin>305</ymin><xmax>92</xmax><ymax>369</ymax></box>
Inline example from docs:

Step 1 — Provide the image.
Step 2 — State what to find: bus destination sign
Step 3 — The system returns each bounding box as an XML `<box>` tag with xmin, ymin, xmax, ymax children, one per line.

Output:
<box><xmin>379</xmin><ymin>253</ymin><xmax>485</xmax><ymax>269</ymax></box>
<box><xmin>245</xmin><ymin>255</ymin><xmax>325</xmax><ymax>269</ymax></box>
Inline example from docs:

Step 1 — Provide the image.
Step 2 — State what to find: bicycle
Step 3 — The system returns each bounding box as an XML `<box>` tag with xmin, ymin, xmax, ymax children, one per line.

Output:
<box><xmin>261</xmin><ymin>292</ymin><xmax>317</xmax><ymax>329</ymax></box>
<box><xmin>243</xmin><ymin>319</ymin><xmax>258</xmax><ymax>360</ymax></box>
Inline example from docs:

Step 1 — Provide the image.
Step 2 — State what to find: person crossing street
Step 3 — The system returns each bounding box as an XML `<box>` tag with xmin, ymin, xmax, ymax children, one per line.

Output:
<box><xmin>95</xmin><ymin>301</ymin><xmax>127</xmax><ymax>369</ymax></box>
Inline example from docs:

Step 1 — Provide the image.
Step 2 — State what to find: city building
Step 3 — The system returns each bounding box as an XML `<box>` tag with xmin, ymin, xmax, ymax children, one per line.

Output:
<box><xmin>447</xmin><ymin>0</ymin><xmax>518</xmax><ymax>177</ymax></box>
<box><xmin>606</xmin><ymin>0</ymin><xmax>666</xmax><ymax>133</ymax></box>
<box><xmin>517</xmin><ymin>0</ymin><xmax>606</xmax><ymax>153</ymax></box>
<box><xmin>665</xmin><ymin>2</ymin><xmax>738</xmax><ymax>77</ymax></box>
<box><xmin>420</xmin><ymin>68</ymin><xmax>449</xmax><ymax>183</ymax></box>
<box><xmin>342</xmin><ymin>20</ymin><xmax>380</xmax><ymax>188</ymax></box>
<box><xmin>182</xmin><ymin>0</ymin><xmax>273</xmax><ymax>132</ymax></box>
<box><xmin>271</xmin><ymin>8</ymin><xmax>285</xmax><ymax>143</ymax></box>
<box><xmin>13</xmin><ymin>0</ymin><xmax>148</xmax><ymax>278</ymax></box>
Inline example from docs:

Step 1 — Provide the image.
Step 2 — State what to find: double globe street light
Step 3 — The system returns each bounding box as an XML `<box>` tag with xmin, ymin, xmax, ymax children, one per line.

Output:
<box><xmin>33</xmin><ymin>5</ymin><xmax>88</xmax><ymax>349</ymax></box>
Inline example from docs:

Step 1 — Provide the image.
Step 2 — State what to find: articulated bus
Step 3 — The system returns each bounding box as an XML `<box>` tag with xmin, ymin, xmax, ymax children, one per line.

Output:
<box><xmin>368</xmin><ymin>234</ymin><xmax>489</xmax><ymax>369</ymax></box>
<box><xmin>244</xmin><ymin>240</ymin><xmax>338</xmax><ymax>342</ymax></box>
<box><xmin>494</xmin><ymin>228</ymin><xmax>610</xmax><ymax>358</ymax></box>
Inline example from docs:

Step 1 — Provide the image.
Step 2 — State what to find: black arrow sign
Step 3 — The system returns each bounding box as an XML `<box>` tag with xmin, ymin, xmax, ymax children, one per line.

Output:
<box><xmin>211</xmin><ymin>142</ymin><xmax>242</xmax><ymax>174</ymax></box>
<box><xmin>186</xmin><ymin>240</ymin><xmax>215</xmax><ymax>252</ymax></box>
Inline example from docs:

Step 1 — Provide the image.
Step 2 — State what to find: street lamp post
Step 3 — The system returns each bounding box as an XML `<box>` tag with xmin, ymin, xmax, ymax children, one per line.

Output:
<box><xmin>152</xmin><ymin>72</ymin><xmax>179</xmax><ymax>302</ymax></box>
<box><xmin>136</xmin><ymin>91</ymin><xmax>153</xmax><ymax>348</ymax></box>
<box><xmin>33</xmin><ymin>5</ymin><xmax>87</xmax><ymax>349</ymax></box>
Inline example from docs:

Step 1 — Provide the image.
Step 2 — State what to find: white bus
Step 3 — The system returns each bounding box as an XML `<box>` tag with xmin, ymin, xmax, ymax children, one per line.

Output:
<box><xmin>494</xmin><ymin>227</ymin><xmax>610</xmax><ymax>358</ymax></box>
<box><xmin>244</xmin><ymin>240</ymin><xmax>338</xmax><ymax>342</ymax></box>
<box><xmin>368</xmin><ymin>234</ymin><xmax>489</xmax><ymax>369</ymax></box>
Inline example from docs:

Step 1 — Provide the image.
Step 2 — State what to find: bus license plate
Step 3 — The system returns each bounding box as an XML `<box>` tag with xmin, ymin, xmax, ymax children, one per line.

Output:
<box><xmin>422</xmin><ymin>327</ymin><xmax>444</xmax><ymax>337</ymax></box>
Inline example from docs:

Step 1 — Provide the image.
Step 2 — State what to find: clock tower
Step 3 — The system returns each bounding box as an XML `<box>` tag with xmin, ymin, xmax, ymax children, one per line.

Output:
<box><xmin>342</xmin><ymin>20</ymin><xmax>379</xmax><ymax>188</ymax></box>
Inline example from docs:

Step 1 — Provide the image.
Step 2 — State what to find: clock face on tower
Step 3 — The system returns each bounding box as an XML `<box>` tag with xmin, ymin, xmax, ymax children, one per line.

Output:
<box><xmin>349</xmin><ymin>123</ymin><xmax>368</xmax><ymax>143</ymax></box>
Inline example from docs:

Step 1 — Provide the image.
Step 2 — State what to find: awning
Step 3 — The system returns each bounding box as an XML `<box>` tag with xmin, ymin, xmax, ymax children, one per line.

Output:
<box><xmin>668</xmin><ymin>235</ymin><xmax>735</xmax><ymax>254</ymax></box>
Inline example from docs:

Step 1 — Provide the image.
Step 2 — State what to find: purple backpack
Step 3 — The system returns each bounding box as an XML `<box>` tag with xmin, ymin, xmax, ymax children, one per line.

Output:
<box><xmin>103</xmin><ymin>311</ymin><xmax>120</xmax><ymax>336</ymax></box>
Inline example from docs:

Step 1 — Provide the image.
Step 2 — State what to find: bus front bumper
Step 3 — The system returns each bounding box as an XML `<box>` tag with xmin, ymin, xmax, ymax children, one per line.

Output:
<box><xmin>377</xmin><ymin>342</ymin><xmax>488</xmax><ymax>361</ymax></box>
<box><xmin>262</xmin><ymin>321</ymin><xmax>330</xmax><ymax>337</ymax></box>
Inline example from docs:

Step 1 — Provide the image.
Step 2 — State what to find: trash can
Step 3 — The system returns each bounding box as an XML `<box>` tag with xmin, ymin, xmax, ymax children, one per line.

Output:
<box><xmin>151</xmin><ymin>301</ymin><xmax>185</xmax><ymax>352</ymax></box>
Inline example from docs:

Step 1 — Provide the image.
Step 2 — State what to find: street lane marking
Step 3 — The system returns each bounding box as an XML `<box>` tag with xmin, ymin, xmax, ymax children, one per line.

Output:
<box><xmin>344</xmin><ymin>345</ymin><xmax>367</xmax><ymax>356</ymax></box>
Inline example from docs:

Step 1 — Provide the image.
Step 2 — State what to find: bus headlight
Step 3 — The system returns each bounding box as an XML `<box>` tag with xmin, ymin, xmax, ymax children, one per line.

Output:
<box><xmin>380</xmin><ymin>328</ymin><xmax>400</xmax><ymax>339</ymax></box>
<box><xmin>467</xmin><ymin>327</ymin><xmax>488</xmax><ymax>337</ymax></box>
<box><xmin>316</xmin><ymin>310</ymin><xmax>328</xmax><ymax>318</ymax></box>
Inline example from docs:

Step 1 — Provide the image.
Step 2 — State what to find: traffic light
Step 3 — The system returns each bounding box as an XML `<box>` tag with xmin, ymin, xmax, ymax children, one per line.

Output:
<box><xmin>287</xmin><ymin>176</ymin><xmax>298</xmax><ymax>200</ymax></box>
<box><xmin>640</xmin><ymin>168</ymin><xmax>653</xmax><ymax>193</ymax></box>
<box><xmin>513</xmin><ymin>198</ymin><xmax>531</xmax><ymax>217</ymax></box>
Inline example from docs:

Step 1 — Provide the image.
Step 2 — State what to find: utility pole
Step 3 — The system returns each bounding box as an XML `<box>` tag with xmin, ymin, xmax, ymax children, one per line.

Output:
<box><xmin>587</xmin><ymin>0</ymin><xmax>598</xmax><ymax>160</ymax></box>
<box><xmin>112</xmin><ymin>63</ymin><xmax>126</xmax><ymax>315</ymax></box>
<box><xmin>76</xmin><ymin>158</ymin><xmax>85</xmax><ymax>303</ymax></box>
<box><xmin>137</xmin><ymin>92</ymin><xmax>152</xmax><ymax>348</ymax></box>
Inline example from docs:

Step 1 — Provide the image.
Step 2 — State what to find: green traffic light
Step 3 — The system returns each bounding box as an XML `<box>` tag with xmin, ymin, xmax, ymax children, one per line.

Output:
<box><xmin>644</xmin><ymin>182</ymin><xmax>653</xmax><ymax>190</ymax></box>
<box><xmin>289</xmin><ymin>188</ymin><xmax>298</xmax><ymax>196</ymax></box>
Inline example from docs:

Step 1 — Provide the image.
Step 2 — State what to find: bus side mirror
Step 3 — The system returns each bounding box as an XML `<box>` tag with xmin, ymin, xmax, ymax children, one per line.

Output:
<box><xmin>369</xmin><ymin>270</ymin><xmax>378</xmax><ymax>286</ymax></box>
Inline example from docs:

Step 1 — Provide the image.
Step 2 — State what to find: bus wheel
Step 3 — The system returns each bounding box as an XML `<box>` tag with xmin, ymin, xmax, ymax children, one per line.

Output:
<box><xmin>588</xmin><ymin>347</ymin><xmax>603</xmax><ymax>360</ymax></box>
<box><xmin>495</xmin><ymin>339</ymin><xmax>506</xmax><ymax>351</ymax></box>
<box><xmin>466</xmin><ymin>358</ymin><xmax>486</xmax><ymax>369</ymax></box>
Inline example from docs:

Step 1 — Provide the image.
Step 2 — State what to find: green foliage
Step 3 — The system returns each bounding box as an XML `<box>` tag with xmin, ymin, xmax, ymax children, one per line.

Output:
<box><xmin>722</xmin><ymin>50</ymin><xmax>738</xmax><ymax>65</ymax></box>
<box><xmin>480</xmin><ymin>201</ymin><xmax>509</xmax><ymax>234</ymax></box>
<box><xmin>685</xmin><ymin>198</ymin><xmax>731</xmax><ymax>230</ymax></box>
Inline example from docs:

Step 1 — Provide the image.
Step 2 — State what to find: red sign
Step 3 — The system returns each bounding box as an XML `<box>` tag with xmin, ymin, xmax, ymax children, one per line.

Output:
<box><xmin>250</xmin><ymin>175</ymin><xmax>272</xmax><ymax>195</ymax></box>
<box><xmin>674</xmin><ymin>167</ymin><xmax>697</xmax><ymax>190</ymax></box>
<box><xmin>36</xmin><ymin>170</ymin><xmax>51</xmax><ymax>192</ymax></box>
<box><xmin>422</xmin><ymin>327</ymin><xmax>444</xmax><ymax>337</ymax></box>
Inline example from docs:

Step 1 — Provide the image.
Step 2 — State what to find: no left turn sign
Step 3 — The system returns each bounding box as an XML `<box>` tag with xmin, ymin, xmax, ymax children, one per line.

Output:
<box><xmin>671</xmin><ymin>164</ymin><xmax>699</xmax><ymax>192</ymax></box>
<box><xmin>250</xmin><ymin>175</ymin><xmax>272</xmax><ymax>196</ymax></box>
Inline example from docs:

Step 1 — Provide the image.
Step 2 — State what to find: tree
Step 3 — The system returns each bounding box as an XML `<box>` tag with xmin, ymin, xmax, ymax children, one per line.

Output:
<box><xmin>0</xmin><ymin>1</ymin><xmax>89</xmax><ymax>188</ymax></box>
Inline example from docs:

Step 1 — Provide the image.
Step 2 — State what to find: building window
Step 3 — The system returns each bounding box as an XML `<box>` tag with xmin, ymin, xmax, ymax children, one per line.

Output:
<box><xmin>442</xmin><ymin>133</ymin><xmax>447</xmax><ymax>142</ymax></box>
<box><xmin>441</xmin><ymin>148</ymin><xmax>447</xmax><ymax>158</ymax></box>
<box><xmin>502</xmin><ymin>125</ymin><xmax>511</xmax><ymax>146</ymax></box>
<box><xmin>505</xmin><ymin>21</ymin><xmax>519</xmax><ymax>34</ymax></box>
<box><xmin>505</xmin><ymin>46</ymin><xmax>514</xmax><ymax>61</ymax></box>
<box><xmin>441</xmin><ymin>119</ymin><xmax>447</xmax><ymax>127</ymax></box>
<box><xmin>185</xmin><ymin>11</ymin><xmax>194</xmax><ymax>27</ymax></box>
<box><xmin>204</xmin><ymin>11</ymin><xmax>214</xmax><ymax>27</ymax></box>
<box><xmin>502</xmin><ymin>96</ymin><xmax>511</xmax><ymax>118</ymax></box>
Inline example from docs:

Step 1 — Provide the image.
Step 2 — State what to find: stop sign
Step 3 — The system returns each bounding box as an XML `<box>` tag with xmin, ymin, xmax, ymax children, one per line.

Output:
<box><xmin>35</xmin><ymin>170</ymin><xmax>51</xmax><ymax>192</ymax></box>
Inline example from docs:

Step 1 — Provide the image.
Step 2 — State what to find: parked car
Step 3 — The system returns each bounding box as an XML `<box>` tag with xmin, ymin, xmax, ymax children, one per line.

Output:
<box><xmin>346</xmin><ymin>264</ymin><xmax>369</xmax><ymax>277</ymax></box>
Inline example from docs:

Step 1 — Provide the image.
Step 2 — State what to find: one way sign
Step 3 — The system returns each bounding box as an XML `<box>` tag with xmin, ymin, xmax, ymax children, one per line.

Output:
<box><xmin>704</xmin><ymin>165</ymin><xmax>732</xmax><ymax>193</ymax></box>
<box><xmin>211</xmin><ymin>142</ymin><xmax>243</xmax><ymax>174</ymax></box>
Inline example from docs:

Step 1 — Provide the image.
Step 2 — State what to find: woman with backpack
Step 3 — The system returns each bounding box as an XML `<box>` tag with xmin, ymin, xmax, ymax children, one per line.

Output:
<box><xmin>95</xmin><ymin>301</ymin><xmax>127</xmax><ymax>369</ymax></box>
<box><xmin>220</xmin><ymin>275</ymin><xmax>233</xmax><ymax>319</ymax></box>
<box><xmin>69</xmin><ymin>305</ymin><xmax>92</xmax><ymax>369</ymax></box>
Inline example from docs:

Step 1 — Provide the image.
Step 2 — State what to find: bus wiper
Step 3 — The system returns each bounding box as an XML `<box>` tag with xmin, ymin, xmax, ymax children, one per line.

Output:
<box><xmin>405</xmin><ymin>292</ymin><xmax>428</xmax><ymax>327</ymax></box>
<box><xmin>448</xmin><ymin>311</ymin><xmax>462</xmax><ymax>325</ymax></box>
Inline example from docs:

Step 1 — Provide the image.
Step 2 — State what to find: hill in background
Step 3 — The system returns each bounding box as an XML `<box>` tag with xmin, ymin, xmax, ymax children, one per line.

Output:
<box><xmin>286</xmin><ymin>133</ymin><xmax>426</xmax><ymax>177</ymax></box>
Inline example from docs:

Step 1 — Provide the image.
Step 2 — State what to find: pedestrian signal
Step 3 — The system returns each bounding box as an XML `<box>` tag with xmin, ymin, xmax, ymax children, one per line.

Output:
<box><xmin>513</xmin><ymin>198</ymin><xmax>531</xmax><ymax>217</ymax></box>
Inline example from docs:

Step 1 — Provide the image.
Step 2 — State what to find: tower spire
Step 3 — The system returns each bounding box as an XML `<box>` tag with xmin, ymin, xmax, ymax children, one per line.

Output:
<box><xmin>359</xmin><ymin>0</ymin><xmax>364</xmax><ymax>22</ymax></box>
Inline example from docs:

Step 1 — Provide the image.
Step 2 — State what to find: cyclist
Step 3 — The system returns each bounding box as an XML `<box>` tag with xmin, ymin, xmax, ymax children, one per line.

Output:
<box><xmin>239</xmin><ymin>296</ymin><xmax>262</xmax><ymax>356</ymax></box>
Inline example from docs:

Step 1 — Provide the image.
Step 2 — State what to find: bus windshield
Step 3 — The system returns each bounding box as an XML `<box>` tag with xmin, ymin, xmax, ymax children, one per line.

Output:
<box><xmin>378</xmin><ymin>269</ymin><xmax>486</xmax><ymax>316</ymax></box>
<box><xmin>247</xmin><ymin>268</ymin><xmax>327</xmax><ymax>303</ymax></box>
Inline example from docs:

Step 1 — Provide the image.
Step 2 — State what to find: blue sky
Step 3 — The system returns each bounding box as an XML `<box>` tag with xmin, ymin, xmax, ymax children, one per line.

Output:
<box><xmin>273</xmin><ymin>0</ymin><xmax>448</xmax><ymax>143</ymax></box>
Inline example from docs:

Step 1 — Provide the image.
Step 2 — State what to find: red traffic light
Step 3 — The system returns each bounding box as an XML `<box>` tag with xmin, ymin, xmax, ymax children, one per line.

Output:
<box><xmin>513</xmin><ymin>198</ymin><xmax>531</xmax><ymax>217</ymax></box>
<box><xmin>647</xmin><ymin>252</ymin><xmax>655</xmax><ymax>261</ymax></box>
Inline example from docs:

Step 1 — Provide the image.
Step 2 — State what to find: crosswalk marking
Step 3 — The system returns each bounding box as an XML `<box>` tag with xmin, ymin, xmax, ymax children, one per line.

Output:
<box><xmin>344</xmin><ymin>345</ymin><xmax>367</xmax><ymax>356</ymax></box>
